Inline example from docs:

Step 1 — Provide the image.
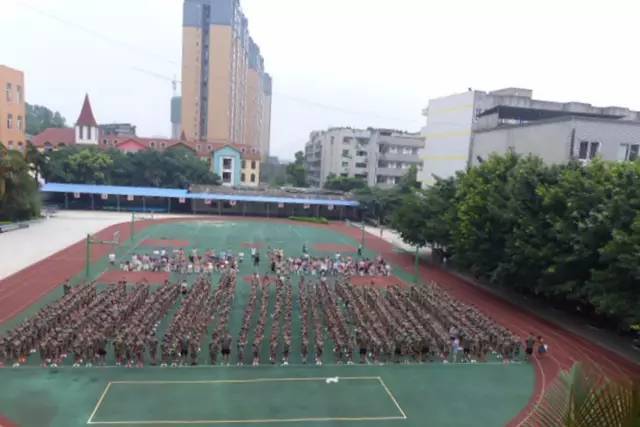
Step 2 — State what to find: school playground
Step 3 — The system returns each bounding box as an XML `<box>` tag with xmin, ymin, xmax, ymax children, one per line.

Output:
<box><xmin>0</xmin><ymin>217</ymin><xmax>638</xmax><ymax>427</ymax></box>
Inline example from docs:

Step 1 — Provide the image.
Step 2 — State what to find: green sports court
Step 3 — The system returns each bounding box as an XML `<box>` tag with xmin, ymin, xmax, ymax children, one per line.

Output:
<box><xmin>0</xmin><ymin>219</ymin><xmax>535</xmax><ymax>427</ymax></box>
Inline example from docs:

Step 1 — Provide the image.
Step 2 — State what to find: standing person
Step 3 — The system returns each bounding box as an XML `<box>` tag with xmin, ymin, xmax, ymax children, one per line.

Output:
<box><xmin>357</xmin><ymin>244</ymin><xmax>363</xmax><ymax>257</ymax></box>
<box><xmin>302</xmin><ymin>243</ymin><xmax>307</xmax><ymax>255</ymax></box>
<box><xmin>525</xmin><ymin>333</ymin><xmax>536</xmax><ymax>362</ymax></box>
<box><xmin>62</xmin><ymin>280</ymin><xmax>71</xmax><ymax>296</ymax></box>
<box><xmin>254</xmin><ymin>251</ymin><xmax>260</xmax><ymax>267</ymax></box>
<box><xmin>537</xmin><ymin>336</ymin><xmax>547</xmax><ymax>358</ymax></box>
<box><xmin>221</xmin><ymin>333</ymin><xmax>232</xmax><ymax>366</ymax></box>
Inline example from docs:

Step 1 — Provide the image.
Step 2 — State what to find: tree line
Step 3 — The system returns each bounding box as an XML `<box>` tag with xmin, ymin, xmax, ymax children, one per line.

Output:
<box><xmin>42</xmin><ymin>146</ymin><xmax>221</xmax><ymax>188</ymax></box>
<box><xmin>392</xmin><ymin>154</ymin><xmax>640</xmax><ymax>331</ymax></box>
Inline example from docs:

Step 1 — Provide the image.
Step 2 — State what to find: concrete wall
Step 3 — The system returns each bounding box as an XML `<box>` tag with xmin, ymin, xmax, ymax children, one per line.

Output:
<box><xmin>470</xmin><ymin>117</ymin><xmax>640</xmax><ymax>166</ymax></box>
<box><xmin>471</xmin><ymin>120</ymin><xmax>573</xmax><ymax>166</ymax></box>
<box><xmin>419</xmin><ymin>91</ymin><xmax>476</xmax><ymax>186</ymax></box>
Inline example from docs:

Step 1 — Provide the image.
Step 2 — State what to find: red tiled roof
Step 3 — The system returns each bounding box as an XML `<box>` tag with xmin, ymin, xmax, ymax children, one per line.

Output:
<box><xmin>31</xmin><ymin>128</ymin><xmax>75</xmax><ymax>147</ymax></box>
<box><xmin>76</xmin><ymin>94</ymin><xmax>98</xmax><ymax>127</ymax></box>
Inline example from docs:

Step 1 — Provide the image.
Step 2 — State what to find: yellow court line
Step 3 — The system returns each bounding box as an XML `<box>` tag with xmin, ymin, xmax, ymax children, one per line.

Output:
<box><xmin>110</xmin><ymin>376</ymin><xmax>380</xmax><ymax>385</ymax></box>
<box><xmin>377</xmin><ymin>377</ymin><xmax>408</xmax><ymax>420</ymax></box>
<box><xmin>87</xmin><ymin>416</ymin><xmax>406</xmax><ymax>425</ymax></box>
<box><xmin>87</xmin><ymin>382</ymin><xmax>112</xmax><ymax>424</ymax></box>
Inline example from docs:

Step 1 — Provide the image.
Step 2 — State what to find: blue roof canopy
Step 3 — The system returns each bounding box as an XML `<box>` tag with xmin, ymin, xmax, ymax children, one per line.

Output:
<box><xmin>41</xmin><ymin>183</ymin><xmax>360</xmax><ymax>207</ymax></box>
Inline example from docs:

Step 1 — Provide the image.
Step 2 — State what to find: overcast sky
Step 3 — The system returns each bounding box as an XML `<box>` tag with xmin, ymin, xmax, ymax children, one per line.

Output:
<box><xmin>2</xmin><ymin>0</ymin><xmax>639</xmax><ymax>160</ymax></box>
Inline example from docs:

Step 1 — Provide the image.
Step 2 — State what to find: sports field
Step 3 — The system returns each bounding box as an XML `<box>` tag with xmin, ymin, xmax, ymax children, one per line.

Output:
<box><xmin>2</xmin><ymin>217</ymin><xmax>638</xmax><ymax>427</ymax></box>
<box><xmin>0</xmin><ymin>219</ymin><xmax>535</xmax><ymax>427</ymax></box>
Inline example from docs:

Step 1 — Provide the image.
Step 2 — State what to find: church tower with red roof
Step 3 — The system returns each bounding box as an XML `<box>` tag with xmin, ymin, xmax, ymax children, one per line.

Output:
<box><xmin>75</xmin><ymin>94</ymin><xmax>99</xmax><ymax>145</ymax></box>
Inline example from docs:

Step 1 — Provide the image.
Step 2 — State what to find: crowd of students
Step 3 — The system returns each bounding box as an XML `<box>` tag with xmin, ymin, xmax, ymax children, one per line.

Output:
<box><xmin>282</xmin><ymin>254</ymin><xmax>391</xmax><ymax>277</ymax></box>
<box><xmin>1</xmin><ymin>246</ymin><xmax>534</xmax><ymax>368</ymax></box>
<box><xmin>120</xmin><ymin>249</ymin><xmax>239</xmax><ymax>274</ymax></box>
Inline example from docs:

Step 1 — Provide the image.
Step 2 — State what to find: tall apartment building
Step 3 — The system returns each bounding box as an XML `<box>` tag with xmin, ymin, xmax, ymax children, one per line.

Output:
<box><xmin>0</xmin><ymin>65</ymin><xmax>26</xmax><ymax>151</ymax></box>
<box><xmin>418</xmin><ymin>88</ymin><xmax>640</xmax><ymax>186</ymax></box>
<box><xmin>181</xmin><ymin>0</ymin><xmax>272</xmax><ymax>160</ymax></box>
<box><xmin>305</xmin><ymin>128</ymin><xmax>424</xmax><ymax>188</ymax></box>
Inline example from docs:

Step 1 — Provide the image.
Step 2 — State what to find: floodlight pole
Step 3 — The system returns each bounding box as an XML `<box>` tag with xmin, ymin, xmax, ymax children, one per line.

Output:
<box><xmin>361</xmin><ymin>220</ymin><xmax>365</xmax><ymax>249</ymax></box>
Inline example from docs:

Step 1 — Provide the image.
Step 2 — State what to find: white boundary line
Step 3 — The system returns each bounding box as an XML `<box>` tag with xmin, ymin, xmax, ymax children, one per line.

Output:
<box><xmin>515</xmin><ymin>357</ymin><xmax>546</xmax><ymax>427</ymax></box>
<box><xmin>86</xmin><ymin>376</ymin><xmax>406</xmax><ymax>425</ymax></box>
<box><xmin>87</xmin><ymin>382</ymin><xmax>112</xmax><ymax>424</ymax></box>
<box><xmin>376</xmin><ymin>376</ymin><xmax>408</xmax><ymax>420</ymax></box>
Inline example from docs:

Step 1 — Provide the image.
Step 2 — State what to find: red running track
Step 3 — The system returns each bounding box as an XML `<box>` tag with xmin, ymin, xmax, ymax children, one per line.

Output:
<box><xmin>0</xmin><ymin>217</ymin><xmax>639</xmax><ymax>427</ymax></box>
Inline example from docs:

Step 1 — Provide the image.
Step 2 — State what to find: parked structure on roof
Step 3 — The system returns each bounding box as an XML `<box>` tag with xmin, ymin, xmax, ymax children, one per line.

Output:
<box><xmin>31</xmin><ymin>94</ymin><xmax>263</xmax><ymax>187</ymax></box>
<box><xmin>419</xmin><ymin>87</ymin><xmax>640</xmax><ymax>186</ymax></box>
<box><xmin>305</xmin><ymin>127</ymin><xmax>424</xmax><ymax>188</ymax></box>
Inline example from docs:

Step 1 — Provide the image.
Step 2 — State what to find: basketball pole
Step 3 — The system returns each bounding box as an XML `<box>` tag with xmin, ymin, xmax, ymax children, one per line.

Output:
<box><xmin>85</xmin><ymin>234</ymin><xmax>91</xmax><ymax>278</ymax></box>
<box><xmin>414</xmin><ymin>245</ymin><xmax>420</xmax><ymax>284</ymax></box>
<box><xmin>130</xmin><ymin>211</ymin><xmax>135</xmax><ymax>242</ymax></box>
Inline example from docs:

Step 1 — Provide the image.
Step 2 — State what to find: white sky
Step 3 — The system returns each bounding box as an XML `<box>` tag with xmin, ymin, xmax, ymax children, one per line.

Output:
<box><xmin>2</xmin><ymin>0</ymin><xmax>639</xmax><ymax>160</ymax></box>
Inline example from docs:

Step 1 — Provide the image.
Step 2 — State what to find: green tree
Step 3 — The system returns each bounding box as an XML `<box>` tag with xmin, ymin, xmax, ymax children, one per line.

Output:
<box><xmin>286</xmin><ymin>151</ymin><xmax>308</xmax><ymax>187</ymax></box>
<box><xmin>25</xmin><ymin>103</ymin><xmax>67</xmax><ymax>135</ymax></box>
<box><xmin>452</xmin><ymin>153</ymin><xmax>518</xmax><ymax>278</ymax></box>
<box><xmin>25</xmin><ymin>142</ymin><xmax>46</xmax><ymax>183</ymax></box>
<box><xmin>65</xmin><ymin>148</ymin><xmax>114</xmax><ymax>184</ymax></box>
<box><xmin>0</xmin><ymin>147</ymin><xmax>41</xmax><ymax>220</ymax></box>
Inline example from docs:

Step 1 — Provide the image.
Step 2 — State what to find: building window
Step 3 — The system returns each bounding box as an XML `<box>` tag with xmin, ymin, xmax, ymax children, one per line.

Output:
<box><xmin>87</xmin><ymin>127</ymin><xmax>92</xmax><ymax>139</ymax></box>
<box><xmin>150</xmin><ymin>141</ymin><xmax>156</xmax><ymax>148</ymax></box>
<box><xmin>160</xmin><ymin>142</ymin><xmax>166</xmax><ymax>148</ymax></box>
<box><xmin>589</xmin><ymin>142</ymin><xmax>600</xmax><ymax>159</ymax></box>
<box><xmin>342</xmin><ymin>149</ymin><xmax>350</xmax><ymax>157</ymax></box>
<box><xmin>79</xmin><ymin>126</ymin><xmax>83</xmax><ymax>139</ymax></box>
<box><xmin>355</xmin><ymin>162</ymin><xmax>367</xmax><ymax>168</ymax></box>
<box><xmin>340</xmin><ymin>173</ymin><xmax>348</xmax><ymax>177</ymax></box>
<box><xmin>356</xmin><ymin>150</ymin><xmax>367</xmax><ymax>157</ymax></box>
<box><xmin>207</xmin><ymin>144</ymin><xmax>212</xmax><ymax>151</ymax></box>
<box><xmin>619</xmin><ymin>143</ymin><xmax>640</xmax><ymax>161</ymax></box>
<box><xmin>251</xmin><ymin>160</ymin><xmax>256</xmax><ymax>169</ymax></box>
<box><xmin>250</xmin><ymin>173</ymin><xmax>256</xmax><ymax>183</ymax></box>
<box><xmin>341</xmin><ymin>161</ymin><xmax>349</xmax><ymax>167</ymax></box>
<box><xmin>222</xmin><ymin>172</ymin><xmax>232</xmax><ymax>183</ymax></box>
<box><xmin>578</xmin><ymin>141</ymin><xmax>589</xmax><ymax>159</ymax></box>
<box><xmin>5</xmin><ymin>83</ymin><xmax>11</xmax><ymax>102</ymax></box>
<box><xmin>241</xmin><ymin>173</ymin><xmax>246</xmax><ymax>182</ymax></box>
<box><xmin>16</xmin><ymin>86</ymin><xmax>22</xmax><ymax>103</ymax></box>
<box><xmin>223</xmin><ymin>158</ymin><xmax>232</xmax><ymax>169</ymax></box>
<box><xmin>343</xmin><ymin>137</ymin><xmax>353</xmax><ymax>144</ymax></box>
<box><xmin>7</xmin><ymin>114</ymin><xmax>12</xmax><ymax>129</ymax></box>
<box><xmin>17</xmin><ymin>116</ymin><xmax>22</xmax><ymax>130</ymax></box>
<box><xmin>241</xmin><ymin>160</ymin><xmax>246</xmax><ymax>169</ymax></box>
<box><xmin>7</xmin><ymin>141</ymin><xmax>13</xmax><ymax>148</ymax></box>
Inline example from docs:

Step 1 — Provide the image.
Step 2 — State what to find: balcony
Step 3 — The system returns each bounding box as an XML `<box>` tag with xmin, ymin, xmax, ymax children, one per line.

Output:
<box><xmin>376</xmin><ymin>167</ymin><xmax>406</xmax><ymax>177</ymax></box>
<box><xmin>378</xmin><ymin>152</ymin><xmax>420</xmax><ymax>162</ymax></box>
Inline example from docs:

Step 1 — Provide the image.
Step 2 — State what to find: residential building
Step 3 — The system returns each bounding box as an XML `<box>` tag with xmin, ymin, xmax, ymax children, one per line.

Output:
<box><xmin>305</xmin><ymin>127</ymin><xmax>424</xmax><ymax>188</ymax></box>
<box><xmin>0</xmin><ymin>65</ymin><xmax>26</xmax><ymax>151</ymax></box>
<box><xmin>32</xmin><ymin>94</ymin><xmax>262</xmax><ymax>185</ymax></box>
<box><xmin>181</xmin><ymin>0</ymin><xmax>272</xmax><ymax>160</ymax></box>
<box><xmin>418</xmin><ymin>88</ymin><xmax>640</xmax><ymax>186</ymax></box>
<box><xmin>100</xmin><ymin>123</ymin><xmax>137</xmax><ymax>137</ymax></box>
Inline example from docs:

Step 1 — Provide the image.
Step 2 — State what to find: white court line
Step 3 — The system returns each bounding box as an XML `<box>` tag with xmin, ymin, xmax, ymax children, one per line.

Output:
<box><xmin>87</xmin><ymin>382</ymin><xmax>112</xmax><ymax>424</ymax></box>
<box><xmin>377</xmin><ymin>376</ymin><xmax>408</xmax><ymax>420</ymax></box>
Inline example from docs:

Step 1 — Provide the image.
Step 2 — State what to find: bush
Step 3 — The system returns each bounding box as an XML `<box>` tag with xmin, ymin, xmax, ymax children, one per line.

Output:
<box><xmin>288</xmin><ymin>216</ymin><xmax>329</xmax><ymax>225</ymax></box>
